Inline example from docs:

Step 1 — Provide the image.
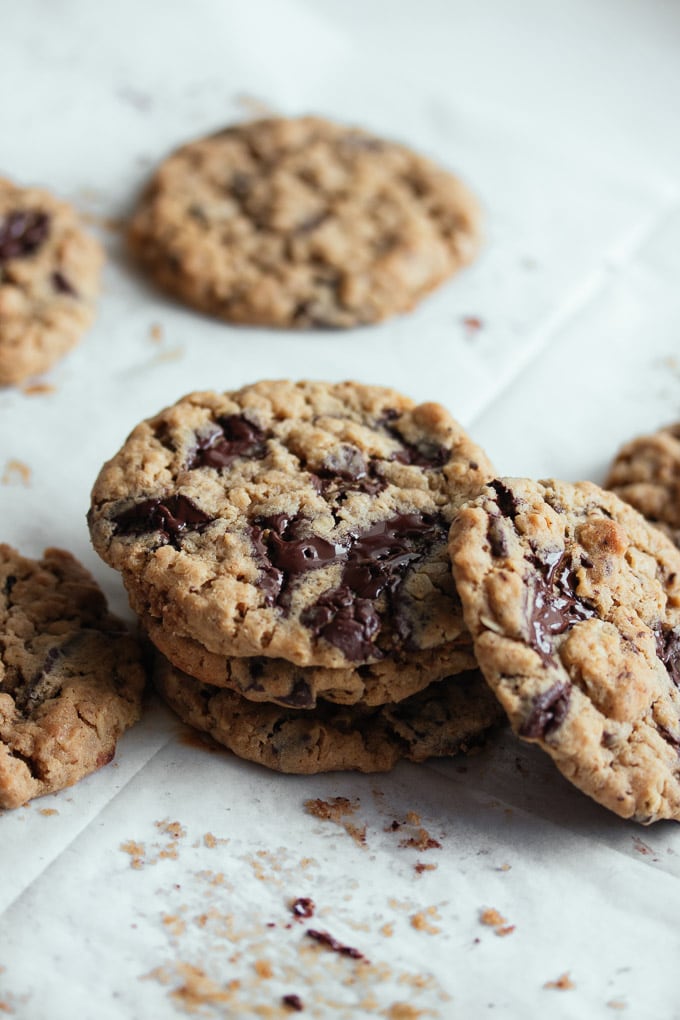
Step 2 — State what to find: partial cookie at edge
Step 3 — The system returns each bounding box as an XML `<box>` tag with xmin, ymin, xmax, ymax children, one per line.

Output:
<box><xmin>605</xmin><ymin>422</ymin><xmax>680</xmax><ymax>546</ymax></box>
<box><xmin>450</xmin><ymin>477</ymin><xmax>680</xmax><ymax>824</ymax></box>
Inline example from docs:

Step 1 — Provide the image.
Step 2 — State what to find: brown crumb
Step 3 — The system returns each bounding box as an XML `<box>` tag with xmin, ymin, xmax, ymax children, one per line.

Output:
<box><xmin>253</xmin><ymin>959</ymin><xmax>272</xmax><ymax>979</ymax></box>
<box><xmin>1</xmin><ymin>460</ymin><xmax>31</xmax><ymax>487</ymax></box>
<box><xmin>495</xmin><ymin>925</ymin><xmax>515</xmax><ymax>937</ymax></box>
<box><xmin>151</xmin><ymin>345</ymin><xmax>184</xmax><ymax>364</ymax></box>
<box><xmin>169</xmin><ymin>963</ymin><xmax>235</xmax><ymax>1010</ymax></box>
<box><xmin>497</xmin><ymin>863</ymin><xmax>511</xmax><ymax>872</ymax></box>
<box><xmin>38</xmin><ymin>808</ymin><xmax>58</xmax><ymax>817</ymax></box>
<box><xmin>162</xmin><ymin>914</ymin><xmax>186</xmax><ymax>937</ymax></box>
<box><xmin>203</xmin><ymin>832</ymin><xmax>228</xmax><ymax>848</ymax></box>
<box><xmin>544</xmin><ymin>973</ymin><xmax>575</xmax><ymax>991</ymax></box>
<box><xmin>305</xmin><ymin>929</ymin><xmax>366</xmax><ymax>961</ymax></box>
<box><xmin>120</xmin><ymin>839</ymin><xmax>145</xmax><ymax>869</ymax></box>
<box><xmin>21</xmin><ymin>382</ymin><xmax>55</xmax><ymax>396</ymax></box>
<box><xmin>405</xmin><ymin>811</ymin><xmax>421</xmax><ymax>825</ymax></box>
<box><xmin>304</xmin><ymin>796</ymin><xmax>366</xmax><ymax>846</ymax></box>
<box><xmin>480</xmin><ymin>908</ymin><xmax>506</xmax><ymax>927</ymax></box>
<box><xmin>381</xmin><ymin>923</ymin><xmax>394</xmax><ymax>937</ymax></box>
<box><xmin>282</xmin><ymin>993</ymin><xmax>304</xmax><ymax>1012</ymax></box>
<box><xmin>0</xmin><ymin>1002</ymin><xmax>13</xmax><ymax>1015</ymax></box>
<box><xmin>607</xmin><ymin>1001</ymin><xmax>627</xmax><ymax>1011</ymax></box>
<box><xmin>462</xmin><ymin>315</ymin><xmax>483</xmax><ymax>334</ymax></box>
<box><xmin>386</xmin><ymin>1006</ymin><xmax>429</xmax><ymax>1019</ymax></box>
<box><xmin>414</xmin><ymin>862</ymin><xmax>437</xmax><ymax>875</ymax></box>
<box><xmin>156</xmin><ymin>819</ymin><xmax>186</xmax><ymax>840</ymax></box>
<box><xmin>399</xmin><ymin>829</ymin><xmax>441</xmax><ymax>852</ymax></box>
<box><xmin>410</xmin><ymin>907</ymin><xmax>441</xmax><ymax>935</ymax></box>
<box><xmin>149</xmin><ymin>322</ymin><xmax>164</xmax><ymax>342</ymax></box>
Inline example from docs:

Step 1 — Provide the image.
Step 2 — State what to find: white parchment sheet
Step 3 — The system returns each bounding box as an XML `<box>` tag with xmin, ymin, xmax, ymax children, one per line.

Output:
<box><xmin>1</xmin><ymin>1</ymin><xmax>680</xmax><ymax>1017</ymax></box>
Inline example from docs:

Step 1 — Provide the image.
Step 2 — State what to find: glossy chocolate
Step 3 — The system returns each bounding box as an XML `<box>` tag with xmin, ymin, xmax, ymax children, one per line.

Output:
<box><xmin>188</xmin><ymin>414</ymin><xmax>266</xmax><ymax>470</ymax></box>
<box><xmin>655</xmin><ymin>625</ymin><xmax>680</xmax><ymax>688</ymax></box>
<box><xmin>113</xmin><ymin>494</ymin><xmax>212</xmax><ymax>548</ymax></box>
<box><xmin>301</xmin><ymin>586</ymin><xmax>381</xmax><ymax>661</ymax></box>
<box><xmin>527</xmin><ymin>550</ymin><xmax>596</xmax><ymax>664</ymax></box>
<box><xmin>520</xmin><ymin>680</ymin><xmax>572</xmax><ymax>739</ymax></box>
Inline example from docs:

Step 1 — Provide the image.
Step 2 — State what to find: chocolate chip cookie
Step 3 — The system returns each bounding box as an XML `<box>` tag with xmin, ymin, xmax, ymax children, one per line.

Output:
<box><xmin>450</xmin><ymin>478</ymin><xmax>680</xmax><ymax>824</ymax></box>
<box><xmin>605</xmin><ymin>422</ymin><xmax>680</xmax><ymax>546</ymax></box>
<box><xmin>88</xmin><ymin>380</ymin><xmax>494</xmax><ymax>671</ymax></box>
<box><xmin>0</xmin><ymin>545</ymin><xmax>146</xmax><ymax>809</ymax></box>
<box><xmin>141</xmin><ymin>611</ymin><xmax>475</xmax><ymax>708</ymax></box>
<box><xmin>0</xmin><ymin>179</ymin><xmax>103</xmax><ymax>385</ymax></box>
<box><xmin>128</xmin><ymin>116</ymin><xmax>480</xmax><ymax>327</ymax></box>
<box><xmin>154</xmin><ymin>654</ymin><xmax>503</xmax><ymax>774</ymax></box>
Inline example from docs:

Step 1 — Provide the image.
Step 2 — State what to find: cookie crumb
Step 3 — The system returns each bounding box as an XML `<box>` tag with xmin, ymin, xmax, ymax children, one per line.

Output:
<box><xmin>304</xmin><ymin>796</ymin><xmax>357</xmax><ymax>821</ymax></box>
<box><xmin>305</xmin><ymin>929</ymin><xmax>366</xmax><ymax>961</ymax></box>
<box><xmin>21</xmin><ymin>382</ymin><xmax>55</xmax><ymax>396</ymax></box>
<box><xmin>120</xmin><ymin>839</ymin><xmax>145</xmax><ymax>869</ymax></box>
<box><xmin>414</xmin><ymin>862</ymin><xmax>437</xmax><ymax>874</ymax></box>
<box><xmin>410</xmin><ymin>907</ymin><xmax>441</xmax><ymax>935</ymax></box>
<box><xmin>544</xmin><ymin>973</ymin><xmax>574</xmax><ymax>991</ymax></box>
<box><xmin>386</xmin><ymin>1006</ymin><xmax>428</xmax><ymax>1019</ymax></box>
<box><xmin>162</xmin><ymin>914</ymin><xmax>186</xmax><ymax>937</ymax></box>
<box><xmin>291</xmin><ymin>897</ymin><xmax>315</xmax><ymax>920</ymax></box>
<box><xmin>495</xmin><ymin>925</ymin><xmax>515</xmax><ymax>937</ymax></box>
<box><xmin>38</xmin><ymin>808</ymin><xmax>58</xmax><ymax>817</ymax></box>
<box><xmin>253</xmin><ymin>959</ymin><xmax>272</xmax><ymax>979</ymax></box>
<box><xmin>1</xmin><ymin>460</ymin><xmax>31</xmax><ymax>487</ymax></box>
<box><xmin>462</xmin><ymin>315</ymin><xmax>483</xmax><ymax>335</ymax></box>
<box><xmin>607</xmin><ymin>1001</ymin><xmax>627</xmax><ymax>1010</ymax></box>
<box><xmin>149</xmin><ymin>322</ymin><xmax>164</xmax><ymax>343</ymax></box>
<box><xmin>381</xmin><ymin>923</ymin><xmax>394</xmax><ymax>937</ymax></box>
<box><xmin>496</xmin><ymin>863</ymin><xmax>511</xmax><ymax>872</ymax></box>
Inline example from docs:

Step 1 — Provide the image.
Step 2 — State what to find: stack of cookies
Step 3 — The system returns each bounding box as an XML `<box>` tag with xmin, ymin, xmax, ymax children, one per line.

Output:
<box><xmin>87</xmin><ymin>379</ymin><xmax>504</xmax><ymax>774</ymax></box>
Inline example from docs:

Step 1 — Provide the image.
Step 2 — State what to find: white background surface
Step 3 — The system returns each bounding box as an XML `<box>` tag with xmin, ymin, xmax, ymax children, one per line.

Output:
<box><xmin>2</xmin><ymin>1</ymin><xmax>680</xmax><ymax>1017</ymax></box>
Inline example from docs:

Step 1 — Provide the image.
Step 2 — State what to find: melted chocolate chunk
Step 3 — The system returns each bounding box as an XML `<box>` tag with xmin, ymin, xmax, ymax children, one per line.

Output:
<box><xmin>316</xmin><ymin>446</ymin><xmax>386</xmax><ymax>496</ymax></box>
<box><xmin>380</xmin><ymin>417</ymin><xmax>448</xmax><ymax>469</ymax></box>
<box><xmin>654</xmin><ymin>625</ymin><xmax>680</xmax><ymax>687</ymax></box>
<box><xmin>305</xmin><ymin>929</ymin><xmax>365</xmax><ymax>960</ymax></box>
<box><xmin>277</xmin><ymin>677</ymin><xmax>314</xmax><ymax>709</ymax></box>
<box><xmin>0</xmin><ymin>210</ymin><xmax>50</xmax><ymax>261</ymax></box>
<box><xmin>490</xmin><ymin>480</ymin><xmax>519</xmax><ymax>521</ymax></box>
<box><xmin>113</xmin><ymin>494</ymin><xmax>212</xmax><ymax>548</ymax></box>
<box><xmin>487</xmin><ymin>517</ymin><xmax>509</xmax><ymax>558</ymax></box>
<box><xmin>343</xmin><ymin>514</ymin><xmax>443</xmax><ymax>599</ymax></box>
<box><xmin>51</xmin><ymin>270</ymin><xmax>77</xmax><ymax>295</ymax></box>
<box><xmin>520</xmin><ymin>680</ymin><xmax>572</xmax><ymax>739</ymax></box>
<box><xmin>291</xmin><ymin>897</ymin><xmax>315</xmax><ymax>919</ymax></box>
<box><xmin>249</xmin><ymin>525</ymin><xmax>284</xmax><ymax>606</ymax></box>
<box><xmin>527</xmin><ymin>550</ymin><xmax>596</xmax><ymax>664</ymax></box>
<box><xmin>250</xmin><ymin>514</ymin><xmax>348</xmax><ymax>608</ymax></box>
<box><xmin>14</xmin><ymin>645</ymin><xmax>63</xmax><ymax>712</ymax></box>
<box><xmin>657</xmin><ymin>725</ymin><xmax>680</xmax><ymax>754</ymax></box>
<box><xmin>188</xmin><ymin>414</ymin><xmax>266</xmax><ymax>470</ymax></box>
<box><xmin>301</xmin><ymin>586</ymin><xmax>381</xmax><ymax>661</ymax></box>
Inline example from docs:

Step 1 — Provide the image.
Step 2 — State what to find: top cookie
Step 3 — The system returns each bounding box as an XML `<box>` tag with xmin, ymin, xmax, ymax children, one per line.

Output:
<box><xmin>0</xmin><ymin>178</ymin><xmax>103</xmax><ymax>386</ymax></box>
<box><xmin>128</xmin><ymin>116</ymin><xmax>480</xmax><ymax>328</ymax></box>
<box><xmin>450</xmin><ymin>477</ymin><xmax>680</xmax><ymax>824</ymax></box>
<box><xmin>605</xmin><ymin>422</ymin><xmax>680</xmax><ymax>546</ymax></box>
<box><xmin>0</xmin><ymin>545</ymin><xmax>146</xmax><ymax>809</ymax></box>
<box><xmin>89</xmin><ymin>380</ymin><xmax>494</xmax><ymax>669</ymax></box>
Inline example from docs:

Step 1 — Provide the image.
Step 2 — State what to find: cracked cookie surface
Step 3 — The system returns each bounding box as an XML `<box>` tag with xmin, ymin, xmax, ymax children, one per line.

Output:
<box><xmin>128</xmin><ymin>116</ymin><xmax>480</xmax><ymax>327</ymax></box>
<box><xmin>154</xmin><ymin>654</ymin><xmax>503</xmax><ymax>774</ymax></box>
<box><xmin>89</xmin><ymin>380</ymin><xmax>494</xmax><ymax>670</ymax></box>
<box><xmin>0</xmin><ymin>544</ymin><xmax>146</xmax><ymax>808</ymax></box>
<box><xmin>450</xmin><ymin>477</ymin><xmax>680</xmax><ymax>823</ymax></box>
<box><xmin>605</xmin><ymin>422</ymin><xmax>680</xmax><ymax>546</ymax></box>
<box><xmin>0</xmin><ymin>179</ymin><xmax>103</xmax><ymax>385</ymax></box>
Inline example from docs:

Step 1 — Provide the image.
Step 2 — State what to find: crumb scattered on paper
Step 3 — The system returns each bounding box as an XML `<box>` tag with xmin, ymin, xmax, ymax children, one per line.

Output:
<box><xmin>21</xmin><ymin>382</ymin><xmax>55</xmax><ymax>396</ymax></box>
<box><xmin>414</xmin><ymin>862</ymin><xmax>437</xmax><ymax>875</ymax></box>
<box><xmin>1</xmin><ymin>460</ymin><xmax>31</xmax><ymax>487</ymax></box>
<box><xmin>304</xmin><ymin>796</ymin><xmax>366</xmax><ymax>846</ymax></box>
<box><xmin>544</xmin><ymin>973</ymin><xmax>574</xmax><ymax>991</ymax></box>
<box><xmin>149</xmin><ymin>322</ymin><xmax>164</xmax><ymax>342</ymax></box>
<box><xmin>410</xmin><ymin>907</ymin><xmax>441</xmax><ymax>935</ymax></box>
<box><xmin>38</xmin><ymin>808</ymin><xmax>58</xmax><ymax>817</ymax></box>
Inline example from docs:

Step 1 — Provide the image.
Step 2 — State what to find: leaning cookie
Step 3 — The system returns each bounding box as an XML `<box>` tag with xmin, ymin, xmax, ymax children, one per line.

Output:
<box><xmin>0</xmin><ymin>179</ymin><xmax>103</xmax><ymax>385</ymax></box>
<box><xmin>141</xmin><ymin>611</ymin><xmax>476</xmax><ymax>707</ymax></box>
<box><xmin>128</xmin><ymin>115</ymin><xmax>480</xmax><ymax>328</ymax></box>
<box><xmin>88</xmin><ymin>380</ymin><xmax>494</xmax><ymax>670</ymax></box>
<box><xmin>154</xmin><ymin>655</ymin><xmax>503</xmax><ymax>774</ymax></box>
<box><xmin>0</xmin><ymin>545</ymin><xmax>146</xmax><ymax>809</ymax></box>
<box><xmin>450</xmin><ymin>478</ymin><xmax>680</xmax><ymax>824</ymax></box>
<box><xmin>605</xmin><ymin>422</ymin><xmax>680</xmax><ymax>546</ymax></box>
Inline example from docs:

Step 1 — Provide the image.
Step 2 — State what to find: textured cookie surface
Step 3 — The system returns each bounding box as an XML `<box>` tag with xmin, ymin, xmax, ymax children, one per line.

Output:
<box><xmin>142</xmin><ymin>611</ymin><xmax>475</xmax><ymax>708</ymax></box>
<box><xmin>0</xmin><ymin>545</ymin><xmax>146</xmax><ymax>808</ymax></box>
<box><xmin>89</xmin><ymin>380</ymin><xmax>494</xmax><ymax>669</ymax></box>
<box><xmin>450</xmin><ymin>477</ymin><xmax>680</xmax><ymax>824</ymax></box>
<box><xmin>155</xmin><ymin>655</ymin><xmax>503</xmax><ymax>774</ymax></box>
<box><xmin>605</xmin><ymin>423</ymin><xmax>680</xmax><ymax>546</ymax></box>
<box><xmin>0</xmin><ymin>179</ymin><xmax>103</xmax><ymax>385</ymax></box>
<box><xmin>128</xmin><ymin>116</ymin><xmax>480</xmax><ymax>327</ymax></box>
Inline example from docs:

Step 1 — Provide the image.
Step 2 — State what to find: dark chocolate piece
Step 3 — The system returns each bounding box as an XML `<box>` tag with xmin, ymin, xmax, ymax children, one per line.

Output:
<box><xmin>305</xmin><ymin>929</ymin><xmax>365</xmax><ymax>960</ymax></box>
<box><xmin>655</xmin><ymin>625</ymin><xmax>680</xmax><ymax>688</ymax></box>
<box><xmin>51</xmin><ymin>270</ymin><xmax>77</xmax><ymax>295</ymax></box>
<box><xmin>0</xmin><ymin>209</ymin><xmax>50</xmax><ymax>261</ymax></box>
<box><xmin>527</xmin><ymin>550</ymin><xmax>596</xmax><ymax>664</ymax></box>
<box><xmin>520</xmin><ymin>680</ymin><xmax>571</xmax><ymax>739</ymax></box>
<box><xmin>301</xmin><ymin>586</ymin><xmax>381</xmax><ymax>661</ymax></box>
<box><xmin>188</xmin><ymin>414</ymin><xmax>266</xmax><ymax>470</ymax></box>
<box><xmin>490</xmin><ymin>480</ymin><xmax>519</xmax><ymax>521</ymax></box>
<box><xmin>291</xmin><ymin>897</ymin><xmax>315</xmax><ymax>919</ymax></box>
<box><xmin>113</xmin><ymin>494</ymin><xmax>212</xmax><ymax>548</ymax></box>
<box><xmin>282</xmin><ymin>994</ymin><xmax>304</xmax><ymax>1012</ymax></box>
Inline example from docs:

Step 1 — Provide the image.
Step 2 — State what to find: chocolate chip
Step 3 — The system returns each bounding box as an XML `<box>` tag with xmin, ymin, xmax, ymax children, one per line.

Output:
<box><xmin>305</xmin><ymin>929</ymin><xmax>365</xmax><ymax>960</ymax></box>
<box><xmin>51</xmin><ymin>270</ymin><xmax>77</xmax><ymax>296</ymax></box>
<box><xmin>490</xmin><ymin>480</ymin><xmax>519</xmax><ymax>521</ymax></box>
<box><xmin>487</xmin><ymin>517</ymin><xmax>508</xmax><ymax>558</ymax></box>
<box><xmin>657</xmin><ymin>725</ymin><xmax>680</xmax><ymax>754</ymax></box>
<box><xmin>113</xmin><ymin>494</ymin><xmax>212</xmax><ymax>548</ymax></box>
<box><xmin>316</xmin><ymin>446</ymin><xmax>386</xmax><ymax>496</ymax></box>
<box><xmin>654</xmin><ymin>625</ymin><xmax>680</xmax><ymax>689</ymax></box>
<box><xmin>188</xmin><ymin>414</ymin><xmax>266</xmax><ymax>470</ymax></box>
<box><xmin>527</xmin><ymin>550</ymin><xmax>596</xmax><ymax>664</ymax></box>
<box><xmin>0</xmin><ymin>210</ymin><xmax>50</xmax><ymax>261</ymax></box>
<box><xmin>282</xmin><ymin>994</ymin><xmax>304</xmax><ymax>1012</ymax></box>
<box><xmin>291</xmin><ymin>897</ymin><xmax>315</xmax><ymax>919</ymax></box>
<box><xmin>277</xmin><ymin>678</ymin><xmax>314</xmax><ymax>708</ymax></box>
<box><xmin>301</xmin><ymin>586</ymin><xmax>381</xmax><ymax>661</ymax></box>
<box><xmin>380</xmin><ymin>418</ymin><xmax>448</xmax><ymax>469</ymax></box>
<box><xmin>249</xmin><ymin>525</ymin><xmax>284</xmax><ymax>606</ymax></box>
<box><xmin>520</xmin><ymin>681</ymin><xmax>572</xmax><ymax>739</ymax></box>
<box><xmin>343</xmin><ymin>513</ymin><xmax>444</xmax><ymax>600</ymax></box>
<box><xmin>2</xmin><ymin>574</ymin><xmax>16</xmax><ymax>598</ymax></box>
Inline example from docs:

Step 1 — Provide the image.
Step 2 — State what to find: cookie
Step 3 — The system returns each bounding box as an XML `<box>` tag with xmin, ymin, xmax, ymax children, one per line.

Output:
<box><xmin>128</xmin><ymin>116</ymin><xmax>480</xmax><ymax>328</ymax></box>
<box><xmin>0</xmin><ymin>179</ymin><xmax>103</xmax><ymax>385</ymax></box>
<box><xmin>141</xmin><ymin>610</ymin><xmax>476</xmax><ymax>708</ymax></box>
<box><xmin>0</xmin><ymin>545</ymin><xmax>146</xmax><ymax>809</ymax></box>
<box><xmin>89</xmin><ymin>380</ymin><xmax>494</xmax><ymax>669</ymax></box>
<box><xmin>154</xmin><ymin>654</ymin><xmax>503</xmax><ymax>774</ymax></box>
<box><xmin>605</xmin><ymin>422</ymin><xmax>680</xmax><ymax>546</ymax></box>
<box><xmin>450</xmin><ymin>477</ymin><xmax>680</xmax><ymax>823</ymax></box>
